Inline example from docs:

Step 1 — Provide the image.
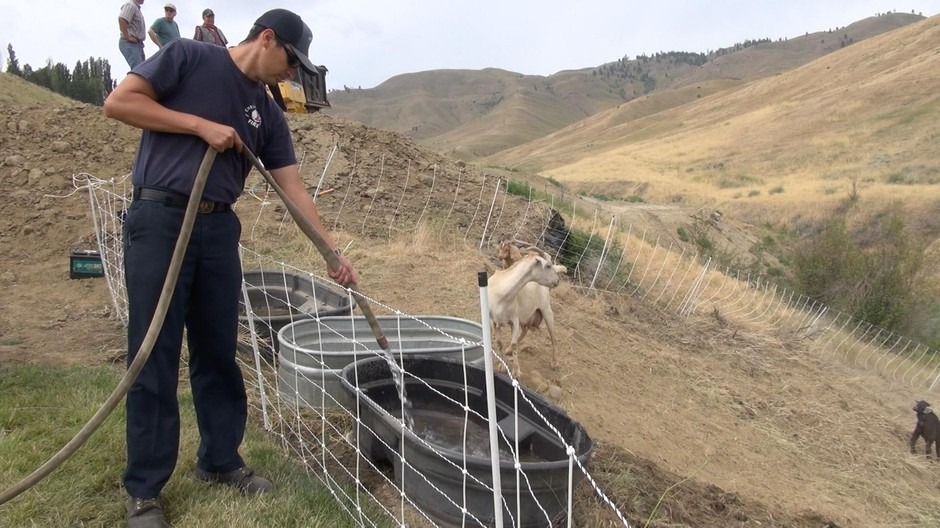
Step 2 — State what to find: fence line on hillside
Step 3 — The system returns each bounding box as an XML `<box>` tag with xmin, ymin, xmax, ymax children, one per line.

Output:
<box><xmin>126</xmin><ymin>146</ymin><xmax>940</xmax><ymax>389</ymax></box>
<box><xmin>77</xmin><ymin>171</ymin><xmax>635</xmax><ymax>527</ymax></box>
<box><xmin>74</xmin><ymin>144</ymin><xmax>940</xmax><ymax>526</ymax></box>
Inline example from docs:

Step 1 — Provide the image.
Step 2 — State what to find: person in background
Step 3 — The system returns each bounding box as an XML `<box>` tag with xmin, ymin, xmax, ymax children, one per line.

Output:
<box><xmin>103</xmin><ymin>8</ymin><xmax>357</xmax><ymax>528</ymax></box>
<box><xmin>118</xmin><ymin>0</ymin><xmax>146</xmax><ymax>68</ymax></box>
<box><xmin>193</xmin><ymin>8</ymin><xmax>228</xmax><ymax>47</ymax></box>
<box><xmin>147</xmin><ymin>3</ymin><xmax>181</xmax><ymax>49</ymax></box>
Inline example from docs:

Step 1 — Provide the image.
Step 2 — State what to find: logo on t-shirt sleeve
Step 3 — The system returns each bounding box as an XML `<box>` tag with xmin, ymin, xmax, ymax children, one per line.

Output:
<box><xmin>245</xmin><ymin>105</ymin><xmax>262</xmax><ymax>129</ymax></box>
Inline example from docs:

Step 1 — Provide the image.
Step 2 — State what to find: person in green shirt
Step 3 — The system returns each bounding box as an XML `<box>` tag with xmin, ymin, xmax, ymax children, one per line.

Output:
<box><xmin>148</xmin><ymin>3</ymin><xmax>181</xmax><ymax>48</ymax></box>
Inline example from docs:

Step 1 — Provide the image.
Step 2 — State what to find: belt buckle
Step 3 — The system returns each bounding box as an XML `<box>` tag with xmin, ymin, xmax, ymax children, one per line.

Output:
<box><xmin>198</xmin><ymin>200</ymin><xmax>214</xmax><ymax>213</ymax></box>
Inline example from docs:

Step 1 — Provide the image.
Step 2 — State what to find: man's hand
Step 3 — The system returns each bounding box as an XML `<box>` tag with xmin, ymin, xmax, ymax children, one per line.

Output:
<box><xmin>328</xmin><ymin>252</ymin><xmax>359</xmax><ymax>287</ymax></box>
<box><xmin>148</xmin><ymin>29</ymin><xmax>162</xmax><ymax>48</ymax></box>
<box><xmin>197</xmin><ymin>121</ymin><xmax>244</xmax><ymax>153</ymax></box>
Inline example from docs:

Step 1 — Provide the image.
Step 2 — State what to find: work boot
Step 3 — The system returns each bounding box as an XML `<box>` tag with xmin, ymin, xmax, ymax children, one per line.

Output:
<box><xmin>126</xmin><ymin>496</ymin><xmax>169</xmax><ymax>528</ymax></box>
<box><xmin>194</xmin><ymin>466</ymin><xmax>273</xmax><ymax>494</ymax></box>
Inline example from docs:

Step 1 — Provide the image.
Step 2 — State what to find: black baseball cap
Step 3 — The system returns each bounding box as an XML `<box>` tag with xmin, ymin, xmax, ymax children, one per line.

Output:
<box><xmin>254</xmin><ymin>9</ymin><xmax>316</xmax><ymax>74</ymax></box>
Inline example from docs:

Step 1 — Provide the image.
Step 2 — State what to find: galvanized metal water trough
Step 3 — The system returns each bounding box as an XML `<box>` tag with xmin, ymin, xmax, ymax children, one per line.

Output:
<box><xmin>277</xmin><ymin>315</ymin><xmax>485</xmax><ymax>410</ymax></box>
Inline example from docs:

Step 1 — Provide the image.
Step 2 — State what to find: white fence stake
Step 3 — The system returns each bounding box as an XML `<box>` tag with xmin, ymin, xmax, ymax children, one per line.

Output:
<box><xmin>477</xmin><ymin>271</ymin><xmax>504</xmax><ymax>527</ymax></box>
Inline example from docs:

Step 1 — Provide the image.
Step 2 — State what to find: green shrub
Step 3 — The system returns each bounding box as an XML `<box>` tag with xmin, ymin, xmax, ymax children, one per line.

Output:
<box><xmin>554</xmin><ymin>226</ymin><xmax>629</xmax><ymax>287</ymax></box>
<box><xmin>717</xmin><ymin>174</ymin><xmax>762</xmax><ymax>189</ymax></box>
<box><xmin>506</xmin><ymin>180</ymin><xmax>534</xmax><ymax>198</ymax></box>
<box><xmin>793</xmin><ymin>213</ymin><xmax>926</xmax><ymax>332</ymax></box>
<box><xmin>886</xmin><ymin>172</ymin><xmax>909</xmax><ymax>185</ymax></box>
<box><xmin>696</xmin><ymin>234</ymin><xmax>714</xmax><ymax>252</ymax></box>
<box><xmin>677</xmin><ymin>227</ymin><xmax>690</xmax><ymax>242</ymax></box>
<box><xmin>586</xmin><ymin>191</ymin><xmax>616</xmax><ymax>201</ymax></box>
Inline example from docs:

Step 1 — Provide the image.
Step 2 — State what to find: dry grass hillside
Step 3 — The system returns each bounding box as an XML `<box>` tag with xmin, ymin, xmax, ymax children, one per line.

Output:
<box><xmin>327</xmin><ymin>13</ymin><xmax>923</xmax><ymax>161</ymax></box>
<box><xmin>0</xmin><ymin>73</ymin><xmax>74</xmax><ymax>106</ymax></box>
<box><xmin>671</xmin><ymin>12</ymin><xmax>924</xmax><ymax>90</ymax></box>
<box><xmin>328</xmin><ymin>67</ymin><xmax>603</xmax><ymax>155</ymax></box>
<box><xmin>491</xmin><ymin>14</ymin><xmax>940</xmax><ymax>238</ymax></box>
<box><xmin>3</xmin><ymin>66</ymin><xmax>940</xmax><ymax>527</ymax></box>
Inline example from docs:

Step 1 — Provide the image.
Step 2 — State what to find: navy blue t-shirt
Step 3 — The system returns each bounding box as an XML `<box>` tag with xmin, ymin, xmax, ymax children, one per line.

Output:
<box><xmin>129</xmin><ymin>39</ymin><xmax>294</xmax><ymax>204</ymax></box>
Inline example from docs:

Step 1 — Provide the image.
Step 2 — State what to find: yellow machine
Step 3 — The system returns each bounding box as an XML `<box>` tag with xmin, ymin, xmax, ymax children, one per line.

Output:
<box><xmin>277</xmin><ymin>80</ymin><xmax>307</xmax><ymax>113</ymax></box>
<box><xmin>266</xmin><ymin>67</ymin><xmax>331</xmax><ymax>114</ymax></box>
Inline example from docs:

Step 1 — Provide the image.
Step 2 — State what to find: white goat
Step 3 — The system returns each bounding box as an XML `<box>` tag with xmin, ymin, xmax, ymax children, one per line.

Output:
<box><xmin>487</xmin><ymin>252</ymin><xmax>566</xmax><ymax>376</ymax></box>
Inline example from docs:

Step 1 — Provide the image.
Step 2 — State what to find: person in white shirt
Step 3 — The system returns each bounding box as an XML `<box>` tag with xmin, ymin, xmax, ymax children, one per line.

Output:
<box><xmin>118</xmin><ymin>0</ymin><xmax>147</xmax><ymax>68</ymax></box>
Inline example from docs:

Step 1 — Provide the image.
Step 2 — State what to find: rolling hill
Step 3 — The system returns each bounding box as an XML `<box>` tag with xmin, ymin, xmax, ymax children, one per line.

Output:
<box><xmin>499</xmin><ymin>13</ymin><xmax>940</xmax><ymax>227</ymax></box>
<box><xmin>327</xmin><ymin>10</ymin><xmax>940</xmax><ymax>353</ymax></box>
<box><xmin>326</xmin><ymin>12</ymin><xmax>925</xmax><ymax>160</ymax></box>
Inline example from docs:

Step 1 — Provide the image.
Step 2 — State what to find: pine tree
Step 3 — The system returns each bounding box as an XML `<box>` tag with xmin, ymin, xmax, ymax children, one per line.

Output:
<box><xmin>6</xmin><ymin>44</ymin><xmax>21</xmax><ymax>76</ymax></box>
<box><xmin>5</xmin><ymin>46</ymin><xmax>114</xmax><ymax>105</ymax></box>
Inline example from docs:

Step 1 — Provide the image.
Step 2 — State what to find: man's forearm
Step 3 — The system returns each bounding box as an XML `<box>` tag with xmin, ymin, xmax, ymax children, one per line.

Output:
<box><xmin>119</xmin><ymin>18</ymin><xmax>136</xmax><ymax>42</ymax></box>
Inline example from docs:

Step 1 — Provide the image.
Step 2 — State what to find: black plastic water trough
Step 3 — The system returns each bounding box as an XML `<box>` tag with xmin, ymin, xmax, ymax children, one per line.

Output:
<box><xmin>238</xmin><ymin>270</ymin><xmax>354</xmax><ymax>349</ymax></box>
<box><xmin>340</xmin><ymin>356</ymin><xmax>593</xmax><ymax>528</ymax></box>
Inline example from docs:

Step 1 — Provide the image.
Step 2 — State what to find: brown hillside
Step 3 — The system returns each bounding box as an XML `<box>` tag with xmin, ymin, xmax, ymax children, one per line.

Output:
<box><xmin>2</xmin><ymin>77</ymin><xmax>940</xmax><ymax>526</ymax></box>
<box><xmin>487</xmin><ymin>15</ymin><xmax>940</xmax><ymax>235</ymax></box>
<box><xmin>673</xmin><ymin>12</ymin><xmax>925</xmax><ymax>89</ymax></box>
<box><xmin>328</xmin><ymin>68</ymin><xmax>608</xmax><ymax>150</ymax></box>
<box><xmin>326</xmin><ymin>13</ymin><xmax>923</xmax><ymax>162</ymax></box>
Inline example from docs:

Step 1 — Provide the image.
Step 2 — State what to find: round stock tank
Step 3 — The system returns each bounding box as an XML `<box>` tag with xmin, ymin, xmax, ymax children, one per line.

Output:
<box><xmin>340</xmin><ymin>355</ymin><xmax>593</xmax><ymax>527</ymax></box>
<box><xmin>277</xmin><ymin>315</ymin><xmax>485</xmax><ymax>410</ymax></box>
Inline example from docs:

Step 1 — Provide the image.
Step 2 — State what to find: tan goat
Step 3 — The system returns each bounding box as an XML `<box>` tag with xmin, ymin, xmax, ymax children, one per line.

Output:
<box><xmin>497</xmin><ymin>238</ymin><xmax>524</xmax><ymax>269</ymax></box>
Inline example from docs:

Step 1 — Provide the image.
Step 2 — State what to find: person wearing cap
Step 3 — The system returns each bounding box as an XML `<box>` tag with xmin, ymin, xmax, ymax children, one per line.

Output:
<box><xmin>193</xmin><ymin>8</ymin><xmax>228</xmax><ymax>47</ymax></box>
<box><xmin>147</xmin><ymin>4</ymin><xmax>180</xmax><ymax>48</ymax></box>
<box><xmin>117</xmin><ymin>0</ymin><xmax>146</xmax><ymax>68</ymax></box>
<box><xmin>103</xmin><ymin>8</ymin><xmax>357</xmax><ymax>528</ymax></box>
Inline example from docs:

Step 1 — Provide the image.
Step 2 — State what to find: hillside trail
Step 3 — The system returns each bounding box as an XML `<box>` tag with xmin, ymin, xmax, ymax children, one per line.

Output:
<box><xmin>2</xmin><ymin>101</ymin><xmax>938</xmax><ymax>527</ymax></box>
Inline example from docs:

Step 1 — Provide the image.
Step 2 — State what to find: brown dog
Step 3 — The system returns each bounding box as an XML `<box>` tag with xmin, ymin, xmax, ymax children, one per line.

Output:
<box><xmin>910</xmin><ymin>400</ymin><xmax>940</xmax><ymax>458</ymax></box>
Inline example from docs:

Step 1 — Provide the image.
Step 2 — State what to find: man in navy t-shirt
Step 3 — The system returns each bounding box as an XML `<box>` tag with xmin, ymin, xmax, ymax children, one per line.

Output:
<box><xmin>104</xmin><ymin>9</ymin><xmax>358</xmax><ymax>528</ymax></box>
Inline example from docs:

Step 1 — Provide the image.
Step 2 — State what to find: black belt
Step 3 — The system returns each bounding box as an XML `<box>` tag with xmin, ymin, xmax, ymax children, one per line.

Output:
<box><xmin>134</xmin><ymin>187</ymin><xmax>231</xmax><ymax>213</ymax></box>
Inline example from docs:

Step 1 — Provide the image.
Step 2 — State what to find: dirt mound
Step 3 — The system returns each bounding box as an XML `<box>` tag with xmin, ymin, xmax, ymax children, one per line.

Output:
<box><xmin>2</xmin><ymin>100</ymin><xmax>937</xmax><ymax>527</ymax></box>
<box><xmin>0</xmin><ymin>102</ymin><xmax>139</xmax><ymax>366</ymax></box>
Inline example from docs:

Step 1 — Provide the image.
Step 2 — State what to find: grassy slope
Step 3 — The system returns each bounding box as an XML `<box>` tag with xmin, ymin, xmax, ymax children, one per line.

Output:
<box><xmin>0</xmin><ymin>73</ymin><xmax>74</xmax><ymax>106</ymax></box>
<box><xmin>0</xmin><ymin>365</ymin><xmax>370</xmax><ymax>527</ymax></box>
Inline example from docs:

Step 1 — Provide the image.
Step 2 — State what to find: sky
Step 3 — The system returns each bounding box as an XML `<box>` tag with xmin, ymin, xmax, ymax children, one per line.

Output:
<box><xmin>3</xmin><ymin>1</ymin><xmax>939</xmax><ymax>92</ymax></box>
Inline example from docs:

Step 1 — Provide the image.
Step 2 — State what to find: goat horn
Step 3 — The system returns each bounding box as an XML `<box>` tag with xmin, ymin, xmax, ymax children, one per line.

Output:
<box><xmin>522</xmin><ymin>245</ymin><xmax>551</xmax><ymax>260</ymax></box>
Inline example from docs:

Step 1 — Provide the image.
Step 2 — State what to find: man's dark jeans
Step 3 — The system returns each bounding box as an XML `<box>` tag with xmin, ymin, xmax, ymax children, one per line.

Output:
<box><xmin>122</xmin><ymin>198</ymin><xmax>245</xmax><ymax>499</ymax></box>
